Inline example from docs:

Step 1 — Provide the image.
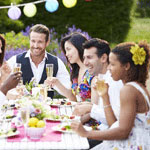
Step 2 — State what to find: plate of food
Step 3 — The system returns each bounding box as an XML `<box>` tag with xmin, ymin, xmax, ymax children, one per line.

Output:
<box><xmin>46</xmin><ymin>99</ymin><xmax>77</xmax><ymax>107</ymax></box>
<box><xmin>52</xmin><ymin>123</ymin><xmax>92</xmax><ymax>133</ymax></box>
<box><xmin>0</xmin><ymin>128</ymin><xmax>19</xmax><ymax>138</ymax></box>
<box><xmin>2</xmin><ymin>100</ymin><xmax>20</xmax><ymax>110</ymax></box>
<box><xmin>52</xmin><ymin>123</ymin><xmax>74</xmax><ymax>133</ymax></box>
<box><xmin>46</xmin><ymin>114</ymin><xmax>80</xmax><ymax>122</ymax></box>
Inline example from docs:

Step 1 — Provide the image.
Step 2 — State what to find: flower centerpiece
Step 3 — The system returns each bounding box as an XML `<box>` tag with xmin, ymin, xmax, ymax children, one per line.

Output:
<box><xmin>29</xmin><ymin>100</ymin><xmax>51</xmax><ymax>120</ymax></box>
<box><xmin>26</xmin><ymin>100</ymin><xmax>51</xmax><ymax>139</ymax></box>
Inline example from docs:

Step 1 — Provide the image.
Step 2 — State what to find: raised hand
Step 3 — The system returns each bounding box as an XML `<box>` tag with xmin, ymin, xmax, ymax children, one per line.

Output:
<box><xmin>0</xmin><ymin>71</ymin><xmax>22</xmax><ymax>95</ymax></box>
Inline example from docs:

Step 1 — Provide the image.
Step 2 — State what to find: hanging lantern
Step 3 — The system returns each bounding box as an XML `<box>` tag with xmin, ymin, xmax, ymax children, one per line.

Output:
<box><xmin>62</xmin><ymin>0</ymin><xmax>77</xmax><ymax>8</ymax></box>
<box><xmin>45</xmin><ymin>0</ymin><xmax>59</xmax><ymax>13</ymax></box>
<box><xmin>8</xmin><ymin>6</ymin><xmax>21</xmax><ymax>20</ymax></box>
<box><xmin>23</xmin><ymin>3</ymin><xmax>37</xmax><ymax>17</ymax></box>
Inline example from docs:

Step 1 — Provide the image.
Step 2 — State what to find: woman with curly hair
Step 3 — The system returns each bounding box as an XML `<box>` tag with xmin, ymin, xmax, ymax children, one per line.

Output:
<box><xmin>0</xmin><ymin>34</ymin><xmax>21</xmax><ymax>105</ymax></box>
<box><xmin>0</xmin><ymin>34</ymin><xmax>12</xmax><ymax>86</ymax></box>
<box><xmin>71</xmin><ymin>41</ymin><xmax>150</xmax><ymax>150</ymax></box>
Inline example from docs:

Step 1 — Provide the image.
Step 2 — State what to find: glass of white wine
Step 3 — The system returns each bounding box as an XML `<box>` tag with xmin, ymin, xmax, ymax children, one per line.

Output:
<box><xmin>96</xmin><ymin>74</ymin><xmax>107</xmax><ymax>96</ymax></box>
<box><xmin>13</xmin><ymin>63</ymin><xmax>21</xmax><ymax>73</ymax></box>
<box><xmin>20</xmin><ymin>107</ymin><xmax>29</xmax><ymax>141</ymax></box>
<box><xmin>40</xmin><ymin>86</ymin><xmax>47</xmax><ymax>102</ymax></box>
<box><xmin>46</xmin><ymin>64</ymin><xmax>53</xmax><ymax>91</ymax></box>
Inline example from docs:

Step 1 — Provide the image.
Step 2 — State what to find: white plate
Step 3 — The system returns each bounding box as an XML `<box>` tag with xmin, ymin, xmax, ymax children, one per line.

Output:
<box><xmin>48</xmin><ymin>101</ymin><xmax>77</xmax><ymax>107</ymax></box>
<box><xmin>0</xmin><ymin>131</ymin><xmax>19</xmax><ymax>138</ymax></box>
<box><xmin>52</xmin><ymin>124</ymin><xmax>92</xmax><ymax>133</ymax></box>
<box><xmin>52</xmin><ymin>125</ymin><xmax>74</xmax><ymax>133</ymax></box>
<box><xmin>46</xmin><ymin>115</ymin><xmax>80</xmax><ymax>122</ymax></box>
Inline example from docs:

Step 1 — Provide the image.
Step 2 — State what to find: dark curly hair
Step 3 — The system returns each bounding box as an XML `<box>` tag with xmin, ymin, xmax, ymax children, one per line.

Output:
<box><xmin>111</xmin><ymin>41</ymin><xmax>150</xmax><ymax>86</ymax></box>
<box><xmin>0</xmin><ymin>34</ymin><xmax>6</xmax><ymax>66</ymax></box>
<box><xmin>61</xmin><ymin>32</ymin><xmax>87</xmax><ymax>81</ymax></box>
<box><xmin>82</xmin><ymin>38</ymin><xmax>110</xmax><ymax>63</ymax></box>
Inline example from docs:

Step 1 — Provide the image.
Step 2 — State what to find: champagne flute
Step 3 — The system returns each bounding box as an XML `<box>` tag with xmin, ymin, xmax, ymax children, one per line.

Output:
<box><xmin>96</xmin><ymin>74</ymin><xmax>107</xmax><ymax>96</ymax></box>
<box><xmin>46</xmin><ymin>64</ymin><xmax>53</xmax><ymax>91</ymax></box>
<box><xmin>40</xmin><ymin>86</ymin><xmax>47</xmax><ymax>102</ymax></box>
<box><xmin>13</xmin><ymin>63</ymin><xmax>21</xmax><ymax>73</ymax></box>
<box><xmin>21</xmin><ymin>108</ymin><xmax>29</xmax><ymax>125</ymax></box>
<box><xmin>20</xmin><ymin>107</ymin><xmax>29</xmax><ymax>141</ymax></box>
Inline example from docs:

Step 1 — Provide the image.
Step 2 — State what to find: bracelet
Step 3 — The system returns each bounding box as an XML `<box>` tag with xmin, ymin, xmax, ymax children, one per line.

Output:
<box><xmin>103</xmin><ymin>104</ymin><xmax>111</xmax><ymax>108</ymax></box>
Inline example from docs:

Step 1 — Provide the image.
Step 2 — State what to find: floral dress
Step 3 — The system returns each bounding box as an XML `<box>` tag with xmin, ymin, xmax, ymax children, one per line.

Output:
<box><xmin>71</xmin><ymin>70</ymin><xmax>94</xmax><ymax>102</ymax></box>
<box><xmin>92</xmin><ymin>82</ymin><xmax>150</xmax><ymax>150</ymax></box>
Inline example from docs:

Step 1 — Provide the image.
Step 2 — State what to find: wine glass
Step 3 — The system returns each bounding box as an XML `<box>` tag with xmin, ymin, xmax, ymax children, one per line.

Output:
<box><xmin>96</xmin><ymin>74</ymin><xmax>107</xmax><ymax>96</ymax></box>
<box><xmin>46</xmin><ymin>64</ymin><xmax>53</xmax><ymax>91</ymax></box>
<box><xmin>40</xmin><ymin>86</ymin><xmax>47</xmax><ymax>102</ymax></box>
<box><xmin>20</xmin><ymin>107</ymin><xmax>29</xmax><ymax>141</ymax></box>
<box><xmin>13</xmin><ymin>63</ymin><xmax>21</xmax><ymax>73</ymax></box>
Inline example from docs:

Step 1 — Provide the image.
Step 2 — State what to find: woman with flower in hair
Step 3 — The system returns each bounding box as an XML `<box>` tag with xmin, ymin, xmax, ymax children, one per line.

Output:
<box><xmin>71</xmin><ymin>41</ymin><xmax>150</xmax><ymax>149</ymax></box>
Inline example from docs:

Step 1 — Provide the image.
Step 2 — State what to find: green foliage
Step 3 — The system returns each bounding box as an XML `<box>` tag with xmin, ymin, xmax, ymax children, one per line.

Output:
<box><xmin>125</xmin><ymin>18</ymin><xmax>150</xmax><ymax>43</ymax></box>
<box><xmin>135</xmin><ymin>0</ymin><xmax>150</xmax><ymax>17</ymax></box>
<box><xmin>0</xmin><ymin>0</ymin><xmax>24</xmax><ymax>34</ymax></box>
<box><xmin>4</xmin><ymin>31</ymin><xmax>29</xmax><ymax>50</ymax></box>
<box><xmin>1</xmin><ymin>0</ymin><xmax>134</xmax><ymax>44</ymax></box>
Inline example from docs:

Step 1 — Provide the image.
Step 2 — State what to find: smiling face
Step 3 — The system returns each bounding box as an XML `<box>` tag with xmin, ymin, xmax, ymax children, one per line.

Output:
<box><xmin>30</xmin><ymin>31</ymin><xmax>49</xmax><ymax>58</ymax></box>
<box><xmin>83</xmin><ymin>47</ymin><xmax>103</xmax><ymax>75</ymax></box>
<box><xmin>64</xmin><ymin>41</ymin><xmax>80</xmax><ymax>64</ymax></box>
<box><xmin>108</xmin><ymin>52</ymin><xmax>126</xmax><ymax>81</ymax></box>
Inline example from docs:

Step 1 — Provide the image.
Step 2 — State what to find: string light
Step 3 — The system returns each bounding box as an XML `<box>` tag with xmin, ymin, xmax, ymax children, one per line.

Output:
<box><xmin>0</xmin><ymin>0</ymin><xmax>91</xmax><ymax>20</ymax></box>
<box><xmin>0</xmin><ymin>0</ymin><xmax>46</xmax><ymax>9</ymax></box>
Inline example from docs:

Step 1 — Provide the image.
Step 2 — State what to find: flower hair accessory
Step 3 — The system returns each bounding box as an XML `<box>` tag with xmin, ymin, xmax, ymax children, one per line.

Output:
<box><xmin>130</xmin><ymin>44</ymin><xmax>146</xmax><ymax>65</ymax></box>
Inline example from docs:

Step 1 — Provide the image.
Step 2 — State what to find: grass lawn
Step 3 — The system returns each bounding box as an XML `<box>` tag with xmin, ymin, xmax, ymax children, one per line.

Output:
<box><xmin>110</xmin><ymin>17</ymin><xmax>150</xmax><ymax>48</ymax></box>
<box><xmin>125</xmin><ymin>17</ymin><xmax>150</xmax><ymax>43</ymax></box>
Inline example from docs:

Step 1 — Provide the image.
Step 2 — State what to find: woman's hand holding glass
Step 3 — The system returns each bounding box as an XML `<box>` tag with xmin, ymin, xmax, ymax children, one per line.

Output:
<box><xmin>44</xmin><ymin>77</ymin><xmax>59</xmax><ymax>89</ymax></box>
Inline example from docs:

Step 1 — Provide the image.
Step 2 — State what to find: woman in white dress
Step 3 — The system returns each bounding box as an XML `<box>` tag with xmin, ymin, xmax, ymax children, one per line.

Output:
<box><xmin>71</xmin><ymin>41</ymin><xmax>150</xmax><ymax>150</ymax></box>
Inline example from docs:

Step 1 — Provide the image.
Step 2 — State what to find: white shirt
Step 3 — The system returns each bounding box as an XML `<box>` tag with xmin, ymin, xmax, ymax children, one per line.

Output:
<box><xmin>7</xmin><ymin>50</ymin><xmax>71</xmax><ymax>95</ymax></box>
<box><xmin>90</xmin><ymin>71</ymin><xmax>123</xmax><ymax>125</ymax></box>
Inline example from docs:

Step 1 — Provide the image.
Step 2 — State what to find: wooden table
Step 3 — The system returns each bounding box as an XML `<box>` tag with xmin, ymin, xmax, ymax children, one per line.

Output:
<box><xmin>0</xmin><ymin>99</ymin><xmax>90</xmax><ymax>150</ymax></box>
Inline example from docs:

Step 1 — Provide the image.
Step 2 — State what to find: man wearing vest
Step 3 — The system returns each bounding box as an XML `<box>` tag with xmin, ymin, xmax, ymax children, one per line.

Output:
<box><xmin>7</xmin><ymin>24</ymin><xmax>71</xmax><ymax>98</ymax></box>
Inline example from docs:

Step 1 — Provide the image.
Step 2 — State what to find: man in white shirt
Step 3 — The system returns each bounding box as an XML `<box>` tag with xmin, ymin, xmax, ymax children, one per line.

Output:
<box><xmin>7</xmin><ymin>24</ymin><xmax>71</xmax><ymax>98</ymax></box>
<box><xmin>73</xmin><ymin>38</ymin><xmax>123</xmax><ymax>126</ymax></box>
<box><xmin>72</xmin><ymin>38</ymin><xmax>123</xmax><ymax>148</ymax></box>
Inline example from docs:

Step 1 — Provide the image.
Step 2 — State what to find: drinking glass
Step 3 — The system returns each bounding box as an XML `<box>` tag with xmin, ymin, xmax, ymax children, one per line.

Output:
<box><xmin>40</xmin><ymin>86</ymin><xmax>47</xmax><ymax>102</ymax></box>
<box><xmin>96</xmin><ymin>74</ymin><xmax>107</xmax><ymax>96</ymax></box>
<box><xmin>46</xmin><ymin>64</ymin><xmax>53</xmax><ymax>91</ymax></box>
<box><xmin>20</xmin><ymin>107</ymin><xmax>29</xmax><ymax>141</ymax></box>
<box><xmin>21</xmin><ymin>107</ymin><xmax>29</xmax><ymax>126</ymax></box>
<box><xmin>13</xmin><ymin>63</ymin><xmax>21</xmax><ymax>73</ymax></box>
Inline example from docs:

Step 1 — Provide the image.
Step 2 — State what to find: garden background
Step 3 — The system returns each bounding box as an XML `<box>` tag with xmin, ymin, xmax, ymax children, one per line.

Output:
<box><xmin>0</xmin><ymin>0</ymin><xmax>150</xmax><ymax>61</ymax></box>
<box><xmin>0</xmin><ymin>0</ymin><xmax>150</xmax><ymax>95</ymax></box>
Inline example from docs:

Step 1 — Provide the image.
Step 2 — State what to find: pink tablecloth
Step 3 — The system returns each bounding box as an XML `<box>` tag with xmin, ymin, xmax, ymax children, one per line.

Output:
<box><xmin>7</xmin><ymin>108</ymin><xmax>62</xmax><ymax>142</ymax></box>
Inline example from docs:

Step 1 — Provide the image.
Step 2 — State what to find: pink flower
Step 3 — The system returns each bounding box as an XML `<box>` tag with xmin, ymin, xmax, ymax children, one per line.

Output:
<box><xmin>35</xmin><ymin>108</ymin><xmax>41</xmax><ymax>114</ymax></box>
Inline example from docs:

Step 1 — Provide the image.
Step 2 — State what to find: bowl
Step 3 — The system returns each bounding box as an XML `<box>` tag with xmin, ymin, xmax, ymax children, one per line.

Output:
<box><xmin>26</xmin><ymin>126</ymin><xmax>45</xmax><ymax>139</ymax></box>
